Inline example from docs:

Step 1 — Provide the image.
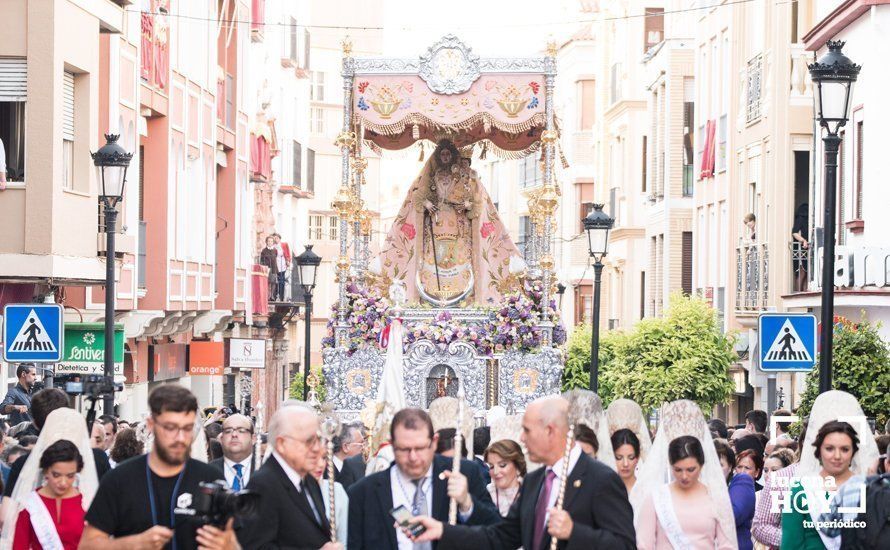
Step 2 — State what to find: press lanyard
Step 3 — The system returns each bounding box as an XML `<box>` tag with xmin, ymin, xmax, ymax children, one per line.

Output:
<box><xmin>146</xmin><ymin>458</ymin><xmax>187</xmax><ymax>550</ymax></box>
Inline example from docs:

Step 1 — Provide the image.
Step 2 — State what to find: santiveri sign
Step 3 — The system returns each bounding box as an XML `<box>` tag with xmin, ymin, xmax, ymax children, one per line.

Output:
<box><xmin>56</xmin><ymin>323</ymin><xmax>124</xmax><ymax>375</ymax></box>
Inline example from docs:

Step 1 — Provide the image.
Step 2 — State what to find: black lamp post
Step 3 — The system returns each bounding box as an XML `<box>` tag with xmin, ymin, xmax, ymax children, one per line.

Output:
<box><xmin>295</xmin><ymin>245</ymin><xmax>321</xmax><ymax>401</ymax></box>
<box><xmin>808</xmin><ymin>41</ymin><xmax>860</xmax><ymax>394</ymax></box>
<box><xmin>582</xmin><ymin>204</ymin><xmax>614</xmax><ymax>392</ymax></box>
<box><xmin>91</xmin><ymin>134</ymin><xmax>133</xmax><ymax>414</ymax></box>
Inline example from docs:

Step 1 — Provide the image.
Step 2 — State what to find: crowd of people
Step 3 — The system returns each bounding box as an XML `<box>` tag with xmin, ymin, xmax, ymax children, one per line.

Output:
<box><xmin>0</xmin><ymin>365</ymin><xmax>888</xmax><ymax>549</ymax></box>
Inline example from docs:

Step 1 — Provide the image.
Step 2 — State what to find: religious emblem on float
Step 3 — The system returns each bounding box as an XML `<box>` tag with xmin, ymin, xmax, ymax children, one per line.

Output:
<box><xmin>370</xmin><ymin>139</ymin><xmax>526</xmax><ymax>307</ymax></box>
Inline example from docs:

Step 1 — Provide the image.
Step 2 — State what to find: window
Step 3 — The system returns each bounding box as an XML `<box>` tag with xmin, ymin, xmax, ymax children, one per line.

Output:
<box><xmin>609</xmin><ymin>187</ymin><xmax>617</xmax><ymax>225</ymax></box>
<box><xmin>308</xmin><ymin>215</ymin><xmax>323</xmax><ymax>240</ymax></box>
<box><xmin>518</xmin><ymin>215</ymin><xmax>531</xmax><ymax>259</ymax></box>
<box><xmin>610</xmin><ymin>63</ymin><xmax>622</xmax><ymax>103</ymax></box>
<box><xmin>225</xmin><ymin>73</ymin><xmax>235</xmax><ymax>129</ymax></box>
<box><xmin>682</xmin><ymin>232</ymin><xmax>693</xmax><ymax>295</ymax></box>
<box><xmin>746</xmin><ymin>55</ymin><xmax>762</xmax><ymax>123</ymax></box>
<box><xmin>292</xmin><ymin>141</ymin><xmax>302</xmax><ymax>186</ymax></box>
<box><xmin>644</xmin><ymin>8</ymin><xmax>664</xmax><ymax>52</ymax></box>
<box><xmin>289</xmin><ymin>17</ymin><xmax>298</xmax><ymax>62</ymax></box>
<box><xmin>640</xmin><ymin>272</ymin><xmax>646</xmax><ymax>319</ymax></box>
<box><xmin>641</xmin><ymin>136</ymin><xmax>647</xmax><ymax>193</ymax></box>
<box><xmin>854</xmin><ymin>120</ymin><xmax>863</xmax><ymax>219</ymax></box>
<box><xmin>328</xmin><ymin>216</ymin><xmax>339</xmax><ymax>240</ymax></box>
<box><xmin>519</xmin><ymin>154</ymin><xmax>542</xmax><ymax>188</ymax></box>
<box><xmin>306</xmin><ymin>148</ymin><xmax>315</xmax><ymax>192</ymax></box>
<box><xmin>716</xmin><ymin>114</ymin><xmax>727</xmax><ymax>173</ymax></box>
<box><xmin>310</xmin><ymin>71</ymin><xmax>324</xmax><ymax>102</ymax></box>
<box><xmin>683</xmin><ymin>78</ymin><xmax>695</xmax><ymax>195</ymax></box>
<box><xmin>310</xmin><ymin>107</ymin><xmax>324</xmax><ymax>135</ymax></box>
<box><xmin>0</xmin><ymin>58</ymin><xmax>27</xmax><ymax>183</ymax></box>
<box><xmin>838</xmin><ymin>130</ymin><xmax>846</xmax><ymax>245</ymax></box>
<box><xmin>579</xmin><ymin>79</ymin><xmax>595</xmax><ymax>129</ymax></box>
<box><xmin>62</xmin><ymin>71</ymin><xmax>75</xmax><ymax>190</ymax></box>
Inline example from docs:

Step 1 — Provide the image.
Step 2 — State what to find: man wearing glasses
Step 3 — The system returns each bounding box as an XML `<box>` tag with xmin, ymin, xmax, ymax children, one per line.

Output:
<box><xmin>331</xmin><ymin>422</ymin><xmax>365</xmax><ymax>490</ymax></box>
<box><xmin>81</xmin><ymin>385</ymin><xmax>238</xmax><ymax>550</ymax></box>
<box><xmin>346</xmin><ymin>408</ymin><xmax>500</xmax><ymax>549</ymax></box>
<box><xmin>211</xmin><ymin>414</ymin><xmax>257</xmax><ymax>490</ymax></box>
<box><xmin>236</xmin><ymin>403</ymin><xmax>342</xmax><ymax>549</ymax></box>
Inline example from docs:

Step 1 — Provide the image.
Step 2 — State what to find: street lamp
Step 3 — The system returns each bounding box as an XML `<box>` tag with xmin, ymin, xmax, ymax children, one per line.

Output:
<box><xmin>295</xmin><ymin>245</ymin><xmax>321</xmax><ymax>401</ymax></box>
<box><xmin>91</xmin><ymin>134</ymin><xmax>133</xmax><ymax>414</ymax></box>
<box><xmin>808</xmin><ymin>41</ymin><xmax>860</xmax><ymax>394</ymax></box>
<box><xmin>582</xmin><ymin>204</ymin><xmax>614</xmax><ymax>392</ymax></box>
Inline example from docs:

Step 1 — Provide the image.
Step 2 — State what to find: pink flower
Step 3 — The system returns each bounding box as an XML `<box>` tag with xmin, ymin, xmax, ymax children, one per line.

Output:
<box><xmin>401</xmin><ymin>223</ymin><xmax>416</xmax><ymax>240</ymax></box>
<box><xmin>480</xmin><ymin>222</ymin><xmax>496</xmax><ymax>238</ymax></box>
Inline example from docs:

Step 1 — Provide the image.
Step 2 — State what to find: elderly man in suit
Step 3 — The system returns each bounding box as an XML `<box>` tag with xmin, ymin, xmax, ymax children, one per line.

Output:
<box><xmin>330</xmin><ymin>422</ymin><xmax>365</xmax><ymax>490</ymax></box>
<box><xmin>210</xmin><ymin>414</ymin><xmax>257</xmax><ymax>490</ymax></box>
<box><xmin>347</xmin><ymin>408</ymin><xmax>500</xmax><ymax>549</ymax></box>
<box><xmin>407</xmin><ymin>396</ymin><xmax>636</xmax><ymax>550</ymax></box>
<box><xmin>237</xmin><ymin>404</ymin><xmax>341</xmax><ymax>549</ymax></box>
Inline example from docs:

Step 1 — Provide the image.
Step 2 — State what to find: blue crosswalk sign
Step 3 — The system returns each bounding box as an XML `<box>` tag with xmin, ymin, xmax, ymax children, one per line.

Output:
<box><xmin>3</xmin><ymin>304</ymin><xmax>64</xmax><ymax>362</ymax></box>
<box><xmin>759</xmin><ymin>313</ymin><xmax>817</xmax><ymax>372</ymax></box>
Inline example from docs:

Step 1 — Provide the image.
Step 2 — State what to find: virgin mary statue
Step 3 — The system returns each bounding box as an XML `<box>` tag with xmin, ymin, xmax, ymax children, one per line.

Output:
<box><xmin>371</xmin><ymin>139</ymin><xmax>525</xmax><ymax>307</ymax></box>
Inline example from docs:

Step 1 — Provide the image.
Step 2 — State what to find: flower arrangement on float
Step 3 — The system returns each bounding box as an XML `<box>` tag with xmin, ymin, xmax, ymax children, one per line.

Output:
<box><xmin>321</xmin><ymin>280</ymin><xmax>567</xmax><ymax>355</ymax></box>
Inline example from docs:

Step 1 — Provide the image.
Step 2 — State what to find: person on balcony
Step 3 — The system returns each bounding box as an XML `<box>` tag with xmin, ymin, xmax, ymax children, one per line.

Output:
<box><xmin>791</xmin><ymin>203</ymin><xmax>809</xmax><ymax>292</ymax></box>
<box><xmin>743</xmin><ymin>213</ymin><xmax>756</xmax><ymax>242</ymax></box>
<box><xmin>260</xmin><ymin>236</ymin><xmax>279</xmax><ymax>301</ymax></box>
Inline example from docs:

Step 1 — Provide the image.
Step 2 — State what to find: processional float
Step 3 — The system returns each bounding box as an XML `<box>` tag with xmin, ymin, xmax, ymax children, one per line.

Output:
<box><xmin>322</xmin><ymin>35</ymin><xmax>568</xmax><ymax>421</ymax></box>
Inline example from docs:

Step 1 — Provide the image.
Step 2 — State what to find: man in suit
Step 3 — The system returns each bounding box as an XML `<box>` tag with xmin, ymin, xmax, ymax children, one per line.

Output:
<box><xmin>407</xmin><ymin>396</ymin><xmax>636</xmax><ymax>550</ymax></box>
<box><xmin>347</xmin><ymin>408</ymin><xmax>500</xmax><ymax>549</ymax></box>
<box><xmin>472</xmin><ymin>426</ymin><xmax>492</xmax><ymax>485</ymax></box>
<box><xmin>330</xmin><ymin>422</ymin><xmax>365</xmax><ymax>490</ymax></box>
<box><xmin>237</xmin><ymin>404</ymin><xmax>341</xmax><ymax>549</ymax></box>
<box><xmin>210</xmin><ymin>414</ymin><xmax>257</xmax><ymax>490</ymax></box>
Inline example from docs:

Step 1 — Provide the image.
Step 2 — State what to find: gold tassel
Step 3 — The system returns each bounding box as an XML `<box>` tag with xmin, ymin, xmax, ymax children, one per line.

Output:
<box><xmin>479</xmin><ymin>141</ymin><xmax>488</xmax><ymax>160</ymax></box>
<box><xmin>418</xmin><ymin>142</ymin><xmax>425</xmax><ymax>162</ymax></box>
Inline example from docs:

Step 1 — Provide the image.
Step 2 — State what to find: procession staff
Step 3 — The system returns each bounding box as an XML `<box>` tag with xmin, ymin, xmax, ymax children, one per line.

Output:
<box><xmin>448</xmin><ymin>387</ymin><xmax>466</xmax><ymax>525</ymax></box>
<box><xmin>405</xmin><ymin>396</ymin><xmax>636</xmax><ymax>550</ymax></box>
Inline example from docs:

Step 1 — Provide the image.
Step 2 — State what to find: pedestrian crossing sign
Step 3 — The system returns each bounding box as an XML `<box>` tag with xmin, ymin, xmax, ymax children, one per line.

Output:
<box><xmin>2</xmin><ymin>304</ymin><xmax>64</xmax><ymax>362</ymax></box>
<box><xmin>758</xmin><ymin>313</ymin><xmax>817</xmax><ymax>372</ymax></box>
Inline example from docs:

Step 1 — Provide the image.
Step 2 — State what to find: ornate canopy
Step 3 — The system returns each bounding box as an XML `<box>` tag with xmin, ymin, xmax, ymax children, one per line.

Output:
<box><xmin>344</xmin><ymin>35</ymin><xmax>556</xmax><ymax>158</ymax></box>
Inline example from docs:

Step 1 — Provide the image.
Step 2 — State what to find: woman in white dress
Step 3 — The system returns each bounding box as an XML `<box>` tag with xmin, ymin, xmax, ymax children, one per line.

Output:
<box><xmin>632</xmin><ymin>399</ymin><xmax>738</xmax><ymax>550</ymax></box>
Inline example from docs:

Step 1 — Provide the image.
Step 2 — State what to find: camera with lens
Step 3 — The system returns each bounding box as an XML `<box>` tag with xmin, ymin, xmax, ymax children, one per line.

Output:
<box><xmin>63</xmin><ymin>374</ymin><xmax>122</xmax><ymax>399</ymax></box>
<box><xmin>192</xmin><ymin>480</ymin><xmax>260</xmax><ymax>527</ymax></box>
<box><xmin>220</xmin><ymin>404</ymin><xmax>239</xmax><ymax>416</ymax></box>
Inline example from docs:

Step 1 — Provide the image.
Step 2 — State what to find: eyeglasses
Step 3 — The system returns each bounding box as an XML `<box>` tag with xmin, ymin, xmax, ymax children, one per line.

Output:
<box><xmin>222</xmin><ymin>427</ymin><xmax>254</xmax><ymax>436</ymax></box>
<box><xmin>281</xmin><ymin>432</ymin><xmax>322</xmax><ymax>448</ymax></box>
<box><xmin>393</xmin><ymin>441</ymin><xmax>433</xmax><ymax>456</ymax></box>
<box><xmin>154</xmin><ymin>420</ymin><xmax>196</xmax><ymax>437</ymax></box>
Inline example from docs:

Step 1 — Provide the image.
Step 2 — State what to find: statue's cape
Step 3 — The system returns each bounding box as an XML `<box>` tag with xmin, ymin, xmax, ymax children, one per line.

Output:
<box><xmin>374</xmin><ymin>156</ymin><xmax>523</xmax><ymax>306</ymax></box>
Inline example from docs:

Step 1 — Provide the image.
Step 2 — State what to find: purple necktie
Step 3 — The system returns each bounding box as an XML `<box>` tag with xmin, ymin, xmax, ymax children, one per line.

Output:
<box><xmin>532</xmin><ymin>469</ymin><xmax>557</xmax><ymax>550</ymax></box>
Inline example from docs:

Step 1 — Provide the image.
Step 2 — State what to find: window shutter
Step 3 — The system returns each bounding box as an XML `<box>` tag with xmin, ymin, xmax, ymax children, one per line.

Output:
<box><xmin>0</xmin><ymin>58</ymin><xmax>27</xmax><ymax>101</ymax></box>
<box><xmin>856</xmin><ymin>121</ymin><xmax>863</xmax><ymax>219</ymax></box>
<box><xmin>682</xmin><ymin>232</ymin><xmax>693</xmax><ymax>295</ymax></box>
<box><xmin>306</xmin><ymin>148</ymin><xmax>315</xmax><ymax>193</ymax></box>
<box><xmin>62</xmin><ymin>71</ymin><xmax>75</xmax><ymax>141</ymax></box>
<box><xmin>292</xmin><ymin>141</ymin><xmax>302</xmax><ymax>187</ymax></box>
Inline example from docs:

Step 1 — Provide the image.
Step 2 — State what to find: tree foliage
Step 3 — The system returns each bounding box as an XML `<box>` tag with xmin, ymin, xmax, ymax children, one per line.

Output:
<box><xmin>562</xmin><ymin>293</ymin><xmax>736</xmax><ymax>413</ymax></box>
<box><xmin>796</xmin><ymin>315</ymin><xmax>890</xmax><ymax>430</ymax></box>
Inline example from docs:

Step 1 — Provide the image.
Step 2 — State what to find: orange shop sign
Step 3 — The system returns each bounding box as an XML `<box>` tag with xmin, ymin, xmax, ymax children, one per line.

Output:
<box><xmin>189</xmin><ymin>341</ymin><xmax>225</xmax><ymax>376</ymax></box>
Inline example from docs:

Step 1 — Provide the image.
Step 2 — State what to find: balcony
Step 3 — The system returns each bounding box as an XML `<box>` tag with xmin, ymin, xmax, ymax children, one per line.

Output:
<box><xmin>735</xmin><ymin>242</ymin><xmax>769</xmax><ymax>312</ymax></box>
<box><xmin>789</xmin><ymin>44</ymin><xmax>813</xmax><ymax>104</ymax></box>
<box><xmin>789</xmin><ymin>240</ymin><xmax>810</xmax><ymax>293</ymax></box>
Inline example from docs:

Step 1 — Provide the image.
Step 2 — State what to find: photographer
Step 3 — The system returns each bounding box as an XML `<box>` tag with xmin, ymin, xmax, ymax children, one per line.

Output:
<box><xmin>1</xmin><ymin>364</ymin><xmax>36</xmax><ymax>427</ymax></box>
<box><xmin>80</xmin><ymin>385</ymin><xmax>238</xmax><ymax>550</ymax></box>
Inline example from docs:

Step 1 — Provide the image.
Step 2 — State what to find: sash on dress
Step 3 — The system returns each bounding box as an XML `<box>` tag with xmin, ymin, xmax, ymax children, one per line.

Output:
<box><xmin>652</xmin><ymin>484</ymin><xmax>694</xmax><ymax>550</ymax></box>
<box><xmin>799</xmin><ymin>477</ymin><xmax>841</xmax><ymax>550</ymax></box>
<box><xmin>24</xmin><ymin>491</ymin><xmax>64</xmax><ymax>550</ymax></box>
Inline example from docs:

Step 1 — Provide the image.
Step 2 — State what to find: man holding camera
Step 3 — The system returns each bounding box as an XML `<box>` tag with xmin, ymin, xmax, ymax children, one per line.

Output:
<box><xmin>211</xmin><ymin>414</ymin><xmax>257</xmax><ymax>490</ymax></box>
<box><xmin>80</xmin><ymin>385</ymin><xmax>238</xmax><ymax>550</ymax></box>
<box><xmin>1</xmin><ymin>364</ymin><xmax>37</xmax><ymax>427</ymax></box>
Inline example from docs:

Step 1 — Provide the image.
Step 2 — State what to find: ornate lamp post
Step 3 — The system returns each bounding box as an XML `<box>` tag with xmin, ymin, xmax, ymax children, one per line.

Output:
<box><xmin>295</xmin><ymin>245</ymin><xmax>321</xmax><ymax>400</ymax></box>
<box><xmin>582</xmin><ymin>204</ymin><xmax>614</xmax><ymax>392</ymax></box>
<box><xmin>808</xmin><ymin>41</ymin><xmax>860</xmax><ymax>393</ymax></box>
<box><xmin>91</xmin><ymin>134</ymin><xmax>133</xmax><ymax>414</ymax></box>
